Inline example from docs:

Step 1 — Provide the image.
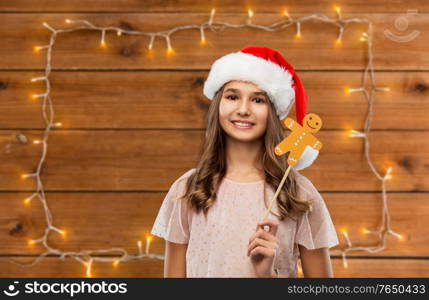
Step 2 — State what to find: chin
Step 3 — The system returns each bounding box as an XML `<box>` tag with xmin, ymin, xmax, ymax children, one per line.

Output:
<box><xmin>229</xmin><ymin>131</ymin><xmax>264</xmax><ymax>142</ymax></box>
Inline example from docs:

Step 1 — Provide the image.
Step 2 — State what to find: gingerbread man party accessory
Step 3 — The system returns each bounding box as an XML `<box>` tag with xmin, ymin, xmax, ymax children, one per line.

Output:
<box><xmin>263</xmin><ymin>113</ymin><xmax>323</xmax><ymax>219</ymax></box>
<box><xmin>203</xmin><ymin>45</ymin><xmax>317</xmax><ymax>170</ymax></box>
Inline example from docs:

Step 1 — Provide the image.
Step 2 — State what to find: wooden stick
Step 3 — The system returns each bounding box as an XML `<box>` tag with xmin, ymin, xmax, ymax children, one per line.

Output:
<box><xmin>263</xmin><ymin>165</ymin><xmax>292</xmax><ymax>220</ymax></box>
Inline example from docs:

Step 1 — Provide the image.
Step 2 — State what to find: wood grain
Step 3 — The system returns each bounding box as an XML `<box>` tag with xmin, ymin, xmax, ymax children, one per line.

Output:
<box><xmin>1</xmin><ymin>0</ymin><xmax>428</xmax><ymax>13</ymax></box>
<box><xmin>0</xmin><ymin>13</ymin><xmax>427</xmax><ymax>70</ymax></box>
<box><xmin>0</xmin><ymin>0</ymin><xmax>427</xmax><ymax>277</ymax></box>
<box><xmin>0</xmin><ymin>71</ymin><xmax>428</xmax><ymax>130</ymax></box>
<box><xmin>0</xmin><ymin>130</ymin><xmax>427</xmax><ymax>191</ymax></box>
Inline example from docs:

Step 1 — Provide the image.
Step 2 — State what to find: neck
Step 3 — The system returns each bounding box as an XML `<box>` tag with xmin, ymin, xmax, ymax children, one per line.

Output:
<box><xmin>225</xmin><ymin>136</ymin><xmax>264</xmax><ymax>175</ymax></box>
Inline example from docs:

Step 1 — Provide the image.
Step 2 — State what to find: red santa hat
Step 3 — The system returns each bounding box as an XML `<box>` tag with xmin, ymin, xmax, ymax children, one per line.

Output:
<box><xmin>203</xmin><ymin>45</ymin><xmax>307</xmax><ymax>125</ymax></box>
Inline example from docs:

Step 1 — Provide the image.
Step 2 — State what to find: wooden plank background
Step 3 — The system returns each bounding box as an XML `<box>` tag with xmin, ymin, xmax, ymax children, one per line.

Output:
<box><xmin>0</xmin><ymin>0</ymin><xmax>428</xmax><ymax>278</ymax></box>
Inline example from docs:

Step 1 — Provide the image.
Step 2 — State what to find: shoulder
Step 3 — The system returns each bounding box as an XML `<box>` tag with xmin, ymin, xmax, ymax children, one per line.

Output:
<box><xmin>295</xmin><ymin>172</ymin><xmax>312</xmax><ymax>189</ymax></box>
<box><xmin>165</xmin><ymin>168</ymin><xmax>196</xmax><ymax>203</ymax></box>
<box><xmin>171</xmin><ymin>168</ymin><xmax>197</xmax><ymax>189</ymax></box>
<box><xmin>175</xmin><ymin>168</ymin><xmax>196</xmax><ymax>183</ymax></box>
<box><xmin>294</xmin><ymin>172</ymin><xmax>322</xmax><ymax>205</ymax></box>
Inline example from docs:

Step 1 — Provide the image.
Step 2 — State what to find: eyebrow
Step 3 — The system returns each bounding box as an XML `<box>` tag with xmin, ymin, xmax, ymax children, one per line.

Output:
<box><xmin>224</xmin><ymin>88</ymin><xmax>268</xmax><ymax>97</ymax></box>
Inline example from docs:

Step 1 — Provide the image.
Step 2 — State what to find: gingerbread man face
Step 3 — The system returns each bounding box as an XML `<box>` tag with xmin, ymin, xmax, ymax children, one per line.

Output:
<box><xmin>302</xmin><ymin>113</ymin><xmax>322</xmax><ymax>134</ymax></box>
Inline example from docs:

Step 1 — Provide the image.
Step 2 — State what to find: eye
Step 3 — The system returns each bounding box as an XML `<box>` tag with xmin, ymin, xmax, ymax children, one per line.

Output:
<box><xmin>316</xmin><ymin>122</ymin><xmax>319</xmax><ymax>125</ymax></box>
<box><xmin>226</xmin><ymin>95</ymin><xmax>238</xmax><ymax>100</ymax></box>
<box><xmin>309</xmin><ymin>117</ymin><xmax>312</xmax><ymax>120</ymax></box>
<box><xmin>253</xmin><ymin>97</ymin><xmax>266</xmax><ymax>103</ymax></box>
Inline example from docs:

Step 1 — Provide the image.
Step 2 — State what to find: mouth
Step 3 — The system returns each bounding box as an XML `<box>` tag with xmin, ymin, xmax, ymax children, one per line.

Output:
<box><xmin>306</xmin><ymin>121</ymin><xmax>316</xmax><ymax>129</ymax></box>
<box><xmin>231</xmin><ymin>120</ymin><xmax>255</xmax><ymax>129</ymax></box>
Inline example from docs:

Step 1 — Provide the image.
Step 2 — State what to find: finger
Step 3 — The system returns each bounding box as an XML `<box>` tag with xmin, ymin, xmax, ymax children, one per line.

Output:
<box><xmin>249</xmin><ymin>228</ymin><xmax>265</xmax><ymax>244</ymax></box>
<box><xmin>248</xmin><ymin>238</ymin><xmax>278</xmax><ymax>257</ymax></box>
<box><xmin>253</xmin><ymin>228</ymin><xmax>279</xmax><ymax>244</ymax></box>
<box><xmin>258</xmin><ymin>219</ymin><xmax>279</xmax><ymax>236</ymax></box>
<box><xmin>247</xmin><ymin>238</ymin><xmax>277</xmax><ymax>256</ymax></box>
<box><xmin>249</xmin><ymin>228</ymin><xmax>279</xmax><ymax>245</ymax></box>
<box><xmin>249</xmin><ymin>228</ymin><xmax>271</xmax><ymax>245</ymax></box>
<box><xmin>249</xmin><ymin>246</ymin><xmax>276</xmax><ymax>258</ymax></box>
<box><xmin>258</xmin><ymin>219</ymin><xmax>279</xmax><ymax>234</ymax></box>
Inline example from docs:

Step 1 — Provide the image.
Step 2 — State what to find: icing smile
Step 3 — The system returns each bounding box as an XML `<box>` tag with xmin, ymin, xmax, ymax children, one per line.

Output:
<box><xmin>306</xmin><ymin>121</ymin><xmax>316</xmax><ymax>129</ymax></box>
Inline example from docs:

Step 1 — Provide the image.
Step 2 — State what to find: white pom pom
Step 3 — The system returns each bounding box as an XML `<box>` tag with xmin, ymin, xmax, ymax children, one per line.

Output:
<box><xmin>292</xmin><ymin>146</ymin><xmax>319</xmax><ymax>170</ymax></box>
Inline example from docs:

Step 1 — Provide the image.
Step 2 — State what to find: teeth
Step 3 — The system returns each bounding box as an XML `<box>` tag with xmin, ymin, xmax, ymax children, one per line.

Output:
<box><xmin>233</xmin><ymin>122</ymin><xmax>253</xmax><ymax>127</ymax></box>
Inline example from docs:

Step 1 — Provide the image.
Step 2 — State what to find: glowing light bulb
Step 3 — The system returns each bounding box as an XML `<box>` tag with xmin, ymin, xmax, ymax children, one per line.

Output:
<box><xmin>297</xmin><ymin>263</ymin><xmax>303</xmax><ymax>275</ymax></box>
<box><xmin>53</xmin><ymin>122</ymin><xmax>62</xmax><ymax>127</ymax></box>
<box><xmin>166</xmin><ymin>46</ymin><xmax>174</xmax><ymax>55</ymax></box>
<box><xmin>112</xmin><ymin>260</ymin><xmax>120</xmax><ymax>268</ymax></box>
<box><xmin>145</xmin><ymin>235</ymin><xmax>153</xmax><ymax>254</ymax></box>
<box><xmin>28</xmin><ymin>239</ymin><xmax>36</xmax><ymax>246</ymax></box>
<box><xmin>360</xmin><ymin>32</ymin><xmax>368</xmax><ymax>42</ymax></box>
<box><xmin>117</xmin><ymin>30</ymin><xmax>122</xmax><ymax>36</ymax></box>
<box><xmin>31</xmin><ymin>93</ymin><xmax>45</xmax><ymax>99</ymax></box>
<box><xmin>21</xmin><ymin>174</ymin><xmax>31</xmax><ymax>179</ymax></box>
<box><xmin>385</xmin><ymin>167</ymin><xmax>393</xmax><ymax>180</ymax></box>
<box><xmin>283</xmin><ymin>10</ymin><xmax>290</xmax><ymax>18</ymax></box>
<box><xmin>137</xmin><ymin>240</ymin><xmax>143</xmax><ymax>254</ymax></box>
<box><xmin>200</xmin><ymin>27</ymin><xmax>206</xmax><ymax>45</ymax></box>
<box><xmin>65</xmin><ymin>19</ymin><xmax>71</xmax><ymax>24</ymax></box>
<box><xmin>85</xmin><ymin>261</ymin><xmax>93</xmax><ymax>278</ymax></box>
<box><xmin>248</xmin><ymin>9</ymin><xmax>254</xmax><ymax>18</ymax></box>
<box><xmin>334</xmin><ymin>6</ymin><xmax>341</xmax><ymax>15</ymax></box>
<box><xmin>24</xmin><ymin>197</ymin><xmax>32</xmax><ymax>206</ymax></box>
<box><xmin>33</xmin><ymin>46</ymin><xmax>42</xmax><ymax>53</ymax></box>
<box><xmin>346</xmin><ymin>87</ymin><xmax>364</xmax><ymax>94</ymax></box>
<box><xmin>361</xmin><ymin>227</ymin><xmax>370</xmax><ymax>234</ymax></box>
<box><xmin>342</xmin><ymin>255</ymin><xmax>348</xmax><ymax>268</ymax></box>
<box><xmin>208</xmin><ymin>8</ymin><xmax>216</xmax><ymax>25</ymax></box>
<box><xmin>31</xmin><ymin>77</ymin><xmax>46</xmax><ymax>82</ymax></box>
<box><xmin>348</xmin><ymin>129</ymin><xmax>366</xmax><ymax>138</ymax></box>
<box><xmin>100</xmin><ymin>40</ymin><xmax>107</xmax><ymax>48</ymax></box>
<box><xmin>295</xmin><ymin>22</ymin><xmax>301</xmax><ymax>39</ymax></box>
<box><xmin>59</xmin><ymin>229</ymin><xmax>67</xmax><ymax>237</ymax></box>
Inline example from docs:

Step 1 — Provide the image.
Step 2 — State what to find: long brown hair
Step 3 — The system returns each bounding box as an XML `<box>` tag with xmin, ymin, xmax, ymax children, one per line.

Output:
<box><xmin>180</xmin><ymin>82</ymin><xmax>313</xmax><ymax>222</ymax></box>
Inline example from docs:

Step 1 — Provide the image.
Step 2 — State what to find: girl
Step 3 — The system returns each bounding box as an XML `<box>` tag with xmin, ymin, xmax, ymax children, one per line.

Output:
<box><xmin>151</xmin><ymin>46</ymin><xmax>339</xmax><ymax>278</ymax></box>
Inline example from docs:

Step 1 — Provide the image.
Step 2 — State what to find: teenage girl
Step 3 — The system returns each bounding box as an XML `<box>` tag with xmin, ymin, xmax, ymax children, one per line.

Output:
<box><xmin>151</xmin><ymin>46</ymin><xmax>339</xmax><ymax>278</ymax></box>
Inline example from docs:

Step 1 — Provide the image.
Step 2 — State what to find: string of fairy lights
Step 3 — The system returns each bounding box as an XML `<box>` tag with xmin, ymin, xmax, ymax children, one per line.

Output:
<box><xmin>3</xmin><ymin>6</ymin><xmax>402</xmax><ymax>277</ymax></box>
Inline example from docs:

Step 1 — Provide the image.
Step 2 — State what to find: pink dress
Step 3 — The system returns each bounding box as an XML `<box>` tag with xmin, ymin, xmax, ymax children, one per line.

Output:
<box><xmin>150</xmin><ymin>168</ymin><xmax>339</xmax><ymax>278</ymax></box>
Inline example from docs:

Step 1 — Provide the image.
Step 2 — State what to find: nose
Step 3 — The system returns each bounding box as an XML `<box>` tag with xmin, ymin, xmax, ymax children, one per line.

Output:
<box><xmin>236</xmin><ymin>98</ymin><xmax>251</xmax><ymax>116</ymax></box>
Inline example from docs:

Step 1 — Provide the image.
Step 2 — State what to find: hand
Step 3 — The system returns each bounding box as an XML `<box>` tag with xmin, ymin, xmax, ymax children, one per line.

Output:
<box><xmin>247</xmin><ymin>218</ymin><xmax>279</xmax><ymax>278</ymax></box>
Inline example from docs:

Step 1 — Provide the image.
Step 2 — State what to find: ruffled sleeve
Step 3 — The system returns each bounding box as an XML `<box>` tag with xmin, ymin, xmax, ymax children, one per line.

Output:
<box><xmin>150</xmin><ymin>169</ymin><xmax>195</xmax><ymax>244</ymax></box>
<box><xmin>294</xmin><ymin>175</ymin><xmax>339</xmax><ymax>250</ymax></box>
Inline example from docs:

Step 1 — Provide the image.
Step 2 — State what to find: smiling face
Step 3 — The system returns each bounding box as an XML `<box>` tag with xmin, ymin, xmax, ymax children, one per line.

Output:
<box><xmin>218</xmin><ymin>80</ymin><xmax>269</xmax><ymax>143</ymax></box>
<box><xmin>303</xmin><ymin>113</ymin><xmax>322</xmax><ymax>133</ymax></box>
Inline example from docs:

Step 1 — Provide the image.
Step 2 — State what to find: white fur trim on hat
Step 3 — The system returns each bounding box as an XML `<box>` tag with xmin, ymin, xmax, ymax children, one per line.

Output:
<box><xmin>203</xmin><ymin>52</ymin><xmax>295</xmax><ymax>120</ymax></box>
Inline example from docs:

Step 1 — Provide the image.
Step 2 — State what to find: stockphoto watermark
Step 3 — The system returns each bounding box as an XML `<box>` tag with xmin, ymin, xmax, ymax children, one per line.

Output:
<box><xmin>384</xmin><ymin>9</ymin><xmax>421</xmax><ymax>43</ymax></box>
<box><xmin>2</xmin><ymin>280</ymin><xmax>127</xmax><ymax>297</ymax></box>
